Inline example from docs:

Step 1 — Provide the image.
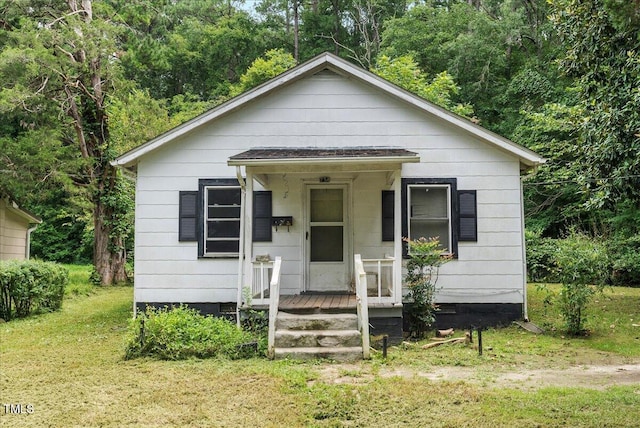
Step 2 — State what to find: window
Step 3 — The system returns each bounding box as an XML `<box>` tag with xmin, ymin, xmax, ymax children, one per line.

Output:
<box><xmin>408</xmin><ymin>184</ymin><xmax>452</xmax><ymax>252</ymax></box>
<box><xmin>388</xmin><ymin>179</ymin><xmax>477</xmax><ymax>257</ymax></box>
<box><xmin>204</xmin><ymin>185</ymin><xmax>241</xmax><ymax>256</ymax></box>
<box><xmin>178</xmin><ymin>179</ymin><xmax>272</xmax><ymax>257</ymax></box>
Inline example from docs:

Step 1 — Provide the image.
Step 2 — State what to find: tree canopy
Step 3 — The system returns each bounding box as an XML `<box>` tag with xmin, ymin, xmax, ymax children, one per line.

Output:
<box><xmin>1</xmin><ymin>0</ymin><xmax>638</xmax><ymax>285</ymax></box>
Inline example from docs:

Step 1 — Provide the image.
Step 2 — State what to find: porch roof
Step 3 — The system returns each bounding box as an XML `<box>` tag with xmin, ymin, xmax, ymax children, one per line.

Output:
<box><xmin>227</xmin><ymin>147</ymin><xmax>420</xmax><ymax>167</ymax></box>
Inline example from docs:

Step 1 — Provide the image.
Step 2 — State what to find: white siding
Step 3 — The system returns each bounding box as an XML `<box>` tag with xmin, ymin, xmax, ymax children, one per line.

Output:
<box><xmin>133</xmin><ymin>70</ymin><xmax>526</xmax><ymax>305</ymax></box>
<box><xmin>0</xmin><ymin>201</ymin><xmax>29</xmax><ymax>260</ymax></box>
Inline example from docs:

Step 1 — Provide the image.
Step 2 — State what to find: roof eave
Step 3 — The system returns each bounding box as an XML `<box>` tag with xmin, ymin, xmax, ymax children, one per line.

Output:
<box><xmin>5</xmin><ymin>202</ymin><xmax>42</xmax><ymax>224</ymax></box>
<box><xmin>228</xmin><ymin>155</ymin><xmax>421</xmax><ymax>167</ymax></box>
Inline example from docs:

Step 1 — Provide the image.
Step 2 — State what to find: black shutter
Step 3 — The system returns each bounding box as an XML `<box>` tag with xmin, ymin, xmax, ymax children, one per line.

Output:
<box><xmin>253</xmin><ymin>191</ymin><xmax>272</xmax><ymax>242</ymax></box>
<box><xmin>458</xmin><ymin>190</ymin><xmax>477</xmax><ymax>242</ymax></box>
<box><xmin>382</xmin><ymin>190</ymin><xmax>394</xmax><ymax>241</ymax></box>
<box><xmin>179</xmin><ymin>191</ymin><xmax>198</xmax><ymax>241</ymax></box>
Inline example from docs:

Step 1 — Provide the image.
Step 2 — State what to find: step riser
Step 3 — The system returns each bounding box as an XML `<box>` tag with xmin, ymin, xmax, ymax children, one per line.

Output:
<box><xmin>275</xmin><ymin>331</ymin><xmax>361</xmax><ymax>348</ymax></box>
<box><xmin>274</xmin><ymin>347</ymin><xmax>363</xmax><ymax>362</ymax></box>
<box><xmin>276</xmin><ymin>314</ymin><xmax>358</xmax><ymax>331</ymax></box>
<box><xmin>273</xmin><ymin>312</ymin><xmax>363</xmax><ymax>361</ymax></box>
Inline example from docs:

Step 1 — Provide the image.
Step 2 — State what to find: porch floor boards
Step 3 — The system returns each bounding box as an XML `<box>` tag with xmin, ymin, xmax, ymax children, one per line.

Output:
<box><xmin>279</xmin><ymin>294</ymin><xmax>356</xmax><ymax>311</ymax></box>
<box><xmin>249</xmin><ymin>293</ymin><xmax>398</xmax><ymax>311</ymax></box>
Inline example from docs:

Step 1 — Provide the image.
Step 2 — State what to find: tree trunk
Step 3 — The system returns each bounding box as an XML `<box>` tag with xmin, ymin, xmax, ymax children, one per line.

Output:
<box><xmin>92</xmin><ymin>165</ymin><xmax>128</xmax><ymax>285</ymax></box>
<box><xmin>67</xmin><ymin>0</ymin><xmax>128</xmax><ymax>285</ymax></box>
<box><xmin>293</xmin><ymin>0</ymin><xmax>299</xmax><ymax>63</ymax></box>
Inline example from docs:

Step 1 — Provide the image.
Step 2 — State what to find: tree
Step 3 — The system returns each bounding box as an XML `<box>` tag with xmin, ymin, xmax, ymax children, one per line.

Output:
<box><xmin>380</xmin><ymin>0</ymin><xmax>560</xmax><ymax>134</ymax></box>
<box><xmin>549</xmin><ymin>0</ymin><xmax>640</xmax><ymax>209</ymax></box>
<box><xmin>372</xmin><ymin>54</ymin><xmax>474</xmax><ymax>117</ymax></box>
<box><xmin>229</xmin><ymin>49</ymin><xmax>297</xmax><ymax>97</ymax></box>
<box><xmin>0</xmin><ymin>1</ymin><xmax>129</xmax><ymax>284</ymax></box>
<box><xmin>119</xmin><ymin>0</ymin><xmax>273</xmax><ymax>101</ymax></box>
<box><xmin>403</xmin><ymin>237</ymin><xmax>452</xmax><ymax>338</ymax></box>
<box><xmin>554</xmin><ymin>232</ymin><xmax>609</xmax><ymax>335</ymax></box>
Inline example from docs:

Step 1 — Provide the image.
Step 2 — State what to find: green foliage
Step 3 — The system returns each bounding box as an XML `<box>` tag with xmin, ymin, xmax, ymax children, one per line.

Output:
<box><xmin>372</xmin><ymin>54</ymin><xmax>473</xmax><ymax>117</ymax></box>
<box><xmin>29</xmin><ymin>189</ymin><xmax>93</xmax><ymax>264</ymax></box>
<box><xmin>229</xmin><ymin>48</ymin><xmax>296</xmax><ymax>97</ymax></box>
<box><xmin>64</xmin><ymin>264</ymin><xmax>95</xmax><ymax>296</ymax></box>
<box><xmin>606</xmin><ymin>201</ymin><xmax>640</xmax><ymax>286</ymax></box>
<box><xmin>124</xmin><ymin>306</ymin><xmax>263</xmax><ymax>360</ymax></box>
<box><xmin>552</xmin><ymin>232</ymin><xmax>609</xmax><ymax>336</ymax></box>
<box><xmin>525</xmin><ymin>229</ymin><xmax>559</xmax><ymax>283</ymax></box>
<box><xmin>381</xmin><ymin>0</ymin><xmax>555</xmax><ymax>132</ymax></box>
<box><xmin>609</xmin><ymin>234</ymin><xmax>640</xmax><ymax>286</ymax></box>
<box><xmin>403</xmin><ymin>237</ymin><xmax>452</xmax><ymax>338</ymax></box>
<box><xmin>119</xmin><ymin>2</ymin><xmax>271</xmax><ymax>100</ymax></box>
<box><xmin>550</xmin><ymin>0</ymin><xmax>640</xmax><ymax>209</ymax></box>
<box><xmin>0</xmin><ymin>260</ymin><xmax>68</xmax><ymax>321</ymax></box>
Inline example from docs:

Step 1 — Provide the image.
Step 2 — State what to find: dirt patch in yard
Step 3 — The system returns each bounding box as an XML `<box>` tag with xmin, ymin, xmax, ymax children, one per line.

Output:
<box><xmin>315</xmin><ymin>361</ymin><xmax>640</xmax><ymax>390</ymax></box>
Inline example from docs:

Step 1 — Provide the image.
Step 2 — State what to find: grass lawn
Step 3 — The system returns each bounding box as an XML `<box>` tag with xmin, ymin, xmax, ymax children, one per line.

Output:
<box><xmin>1</xmin><ymin>272</ymin><xmax>639</xmax><ymax>427</ymax></box>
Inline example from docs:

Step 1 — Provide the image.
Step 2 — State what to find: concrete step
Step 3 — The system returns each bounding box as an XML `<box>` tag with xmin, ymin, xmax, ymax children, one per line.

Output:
<box><xmin>274</xmin><ymin>346</ymin><xmax>364</xmax><ymax>362</ymax></box>
<box><xmin>276</xmin><ymin>312</ymin><xmax>358</xmax><ymax>331</ymax></box>
<box><xmin>275</xmin><ymin>329</ymin><xmax>361</xmax><ymax>348</ymax></box>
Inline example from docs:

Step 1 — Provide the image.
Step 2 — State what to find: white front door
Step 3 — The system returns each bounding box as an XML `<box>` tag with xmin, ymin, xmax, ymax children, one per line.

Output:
<box><xmin>306</xmin><ymin>184</ymin><xmax>351</xmax><ymax>292</ymax></box>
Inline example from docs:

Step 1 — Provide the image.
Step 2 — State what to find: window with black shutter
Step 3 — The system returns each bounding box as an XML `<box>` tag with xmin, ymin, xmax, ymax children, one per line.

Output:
<box><xmin>178</xmin><ymin>191</ymin><xmax>198</xmax><ymax>241</ymax></box>
<box><xmin>253</xmin><ymin>191</ymin><xmax>272</xmax><ymax>242</ymax></box>
<box><xmin>458</xmin><ymin>190</ymin><xmax>477</xmax><ymax>241</ymax></box>
<box><xmin>401</xmin><ymin>178</ymin><xmax>460</xmax><ymax>257</ymax></box>
<box><xmin>180</xmin><ymin>180</ymin><xmax>275</xmax><ymax>257</ymax></box>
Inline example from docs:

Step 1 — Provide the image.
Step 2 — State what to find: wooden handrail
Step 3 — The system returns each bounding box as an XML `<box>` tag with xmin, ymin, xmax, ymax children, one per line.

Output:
<box><xmin>354</xmin><ymin>254</ymin><xmax>370</xmax><ymax>359</ymax></box>
<box><xmin>267</xmin><ymin>256</ymin><xmax>282</xmax><ymax>359</ymax></box>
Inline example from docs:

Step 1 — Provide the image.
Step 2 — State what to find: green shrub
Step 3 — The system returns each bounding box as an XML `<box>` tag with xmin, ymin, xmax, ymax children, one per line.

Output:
<box><xmin>124</xmin><ymin>306</ymin><xmax>263</xmax><ymax>360</ymax></box>
<box><xmin>609</xmin><ymin>234</ymin><xmax>640</xmax><ymax>287</ymax></box>
<box><xmin>525</xmin><ymin>229</ymin><xmax>559</xmax><ymax>283</ymax></box>
<box><xmin>553</xmin><ymin>232</ymin><xmax>609</xmax><ymax>336</ymax></box>
<box><xmin>0</xmin><ymin>260</ymin><xmax>68</xmax><ymax>321</ymax></box>
<box><xmin>403</xmin><ymin>237</ymin><xmax>452</xmax><ymax>338</ymax></box>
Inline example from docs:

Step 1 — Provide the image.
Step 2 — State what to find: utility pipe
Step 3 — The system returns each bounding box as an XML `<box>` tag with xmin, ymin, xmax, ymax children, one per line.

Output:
<box><xmin>25</xmin><ymin>224</ymin><xmax>38</xmax><ymax>260</ymax></box>
<box><xmin>519</xmin><ymin>175</ymin><xmax>529</xmax><ymax>322</ymax></box>
<box><xmin>235</xmin><ymin>166</ymin><xmax>247</xmax><ymax>327</ymax></box>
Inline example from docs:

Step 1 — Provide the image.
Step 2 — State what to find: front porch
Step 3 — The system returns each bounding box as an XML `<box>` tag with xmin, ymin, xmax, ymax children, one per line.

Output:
<box><xmin>228</xmin><ymin>147</ymin><xmax>419</xmax><ymax>314</ymax></box>
<box><xmin>247</xmin><ymin>257</ymin><xmax>399</xmax><ymax>308</ymax></box>
<box><xmin>244</xmin><ymin>255</ymin><xmax>404</xmax><ymax>360</ymax></box>
<box><xmin>227</xmin><ymin>148</ymin><xmax>418</xmax><ymax>359</ymax></box>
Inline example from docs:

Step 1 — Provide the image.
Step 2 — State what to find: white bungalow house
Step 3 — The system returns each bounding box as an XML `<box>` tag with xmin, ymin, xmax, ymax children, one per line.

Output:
<box><xmin>0</xmin><ymin>193</ymin><xmax>41</xmax><ymax>261</ymax></box>
<box><xmin>113</xmin><ymin>52</ymin><xmax>544</xmax><ymax>359</ymax></box>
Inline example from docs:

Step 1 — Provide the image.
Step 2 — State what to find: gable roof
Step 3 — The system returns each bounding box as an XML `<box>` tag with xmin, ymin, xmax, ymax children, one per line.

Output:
<box><xmin>112</xmin><ymin>52</ymin><xmax>545</xmax><ymax>170</ymax></box>
<box><xmin>0</xmin><ymin>193</ymin><xmax>42</xmax><ymax>224</ymax></box>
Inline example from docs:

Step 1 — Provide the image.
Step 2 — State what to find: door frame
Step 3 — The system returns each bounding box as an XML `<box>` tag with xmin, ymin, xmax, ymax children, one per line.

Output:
<box><xmin>303</xmin><ymin>180</ymin><xmax>353</xmax><ymax>293</ymax></box>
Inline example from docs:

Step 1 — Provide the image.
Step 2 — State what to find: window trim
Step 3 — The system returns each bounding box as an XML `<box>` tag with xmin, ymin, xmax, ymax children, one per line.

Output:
<box><xmin>401</xmin><ymin>178</ymin><xmax>459</xmax><ymax>258</ymax></box>
<box><xmin>198</xmin><ymin>178</ymin><xmax>242</xmax><ymax>258</ymax></box>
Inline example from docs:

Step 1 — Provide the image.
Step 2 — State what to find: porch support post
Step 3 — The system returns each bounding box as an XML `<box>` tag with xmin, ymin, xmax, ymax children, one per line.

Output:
<box><xmin>393</xmin><ymin>169</ymin><xmax>403</xmax><ymax>304</ymax></box>
<box><xmin>235</xmin><ymin>166</ymin><xmax>246</xmax><ymax>326</ymax></box>
<box><xmin>244</xmin><ymin>170</ymin><xmax>255</xmax><ymax>302</ymax></box>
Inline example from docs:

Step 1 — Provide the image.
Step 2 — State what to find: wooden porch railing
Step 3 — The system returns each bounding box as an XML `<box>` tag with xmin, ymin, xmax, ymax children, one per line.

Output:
<box><xmin>361</xmin><ymin>257</ymin><xmax>395</xmax><ymax>303</ymax></box>
<box><xmin>251</xmin><ymin>260</ymin><xmax>273</xmax><ymax>304</ymax></box>
<box><xmin>354</xmin><ymin>254</ymin><xmax>370</xmax><ymax>359</ymax></box>
<box><xmin>267</xmin><ymin>256</ymin><xmax>282</xmax><ymax>359</ymax></box>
